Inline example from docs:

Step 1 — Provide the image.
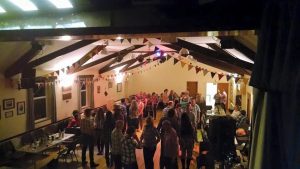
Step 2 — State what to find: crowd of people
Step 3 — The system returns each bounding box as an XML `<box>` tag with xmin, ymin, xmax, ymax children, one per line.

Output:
<box><xmin>66</xmin><ymin>88</ymin><xmax>248</xmax><ymax>169</ymax></box>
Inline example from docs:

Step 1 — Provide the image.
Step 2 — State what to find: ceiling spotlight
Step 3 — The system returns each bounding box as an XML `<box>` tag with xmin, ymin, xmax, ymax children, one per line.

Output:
<box><xmin>59</xmin><ymin>35</ymin><xmax>72</xmax><ymax>41</ymax></box>
<box><xmin>179</xmin><ymin>48</ymin><xmax>189</xmax><ymax>57</ymax></box>
<box><xmin>116</xmin><ymin>36</ymin><xmax>122</xmax><ymax>40</ymax></box>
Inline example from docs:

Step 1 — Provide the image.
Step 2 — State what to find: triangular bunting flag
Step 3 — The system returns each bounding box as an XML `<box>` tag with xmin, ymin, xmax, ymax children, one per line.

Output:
<box><xmin>180</xmin><ymin>61</ymin><xmax>186</xmax><ymax>68</ymax></box>
<box><xmin>195</xmin><ymin>66</ymin><xmax>201</xmax><ymax>74</ymax></box>
<box><xmin>127</xmin><ymin>38</ymin><xmax>132</xmax><ymax>44</ymax></box>
<box><xmin>235</xmin><ymin>77</ymin><xmax>240</xmax><ymax>83</ymax></box>
<box><xmin>188</xmin><ymin>64</ymin><xmax>193</xmax><ymax>71</ymax></box>
<box><xmin>56</xmin><ymin>70</ymin><xmax>60</xmax><ymax>76</ymax></box>
<box><xmin>226</xmin><ymin>75</ymin><xmax>231</xmax><ymax>81</ymax></box>
<box><xmin>120</xmin><ymin>39</ymin><xmax>124</xmax><ymax>44</ymax></box>
<box><xmin>166</xmin><ymin>55</ymin><xmax>171</xmax><ymax>60</ymax></box>
<box><xmin>203</xmin><ymin>69</ymin><xmax>209</xmax><ymax>76</ymax></box>
<box><xmin>174</xmin><ymin>58</ymin><xmax>179</xmax><ymax>65</ymax></box>
<box><xmin>148</xmin><ymin>42</ymin><xmax>154</xmax><ymax>48</ymax></box>
<box><xmin>211</xmin><ymin>72</ymin><xmax>216</xmax><ymax>78</ymax></box>
<box><xmin>243</xmin><ymin>78</ymin><xmax>249</xmax><ymax>84</ymax></box>
<box><xmin>61</xmin><ymin>68</ymin><xmax>65</xmax><ymax>73</ymax></box>
<box><xmin>154</xmin><ymin>46</ymin><xmax>160</xmax><ymax>52</ymax></box>
<box><xmin>50</xmin><ymin>72</ymin><xmax>54</xmax><ymax>76</ymax></box>
<box><xmin>143</xmin><ymin>38</ymin><xmax>148</xmax><ymax>44</ymax></box>
<box><xmin>218</xmin><ymin>74</ymin><xmax>224</xmax><ymax>80</ymax></box>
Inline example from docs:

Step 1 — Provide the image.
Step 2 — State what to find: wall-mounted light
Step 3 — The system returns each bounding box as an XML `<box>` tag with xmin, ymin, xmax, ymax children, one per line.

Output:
<box><xmin>59</xmin><ymin>35</ymin><xmax>72</xmax><ymax>41</ymax></box>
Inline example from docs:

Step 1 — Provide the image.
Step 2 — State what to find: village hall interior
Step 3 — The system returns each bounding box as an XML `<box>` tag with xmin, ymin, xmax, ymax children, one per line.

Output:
<box><xmin>0</xmin><ymin>1</ymin><xmax>299</xmax><ymax>169</ymax></box>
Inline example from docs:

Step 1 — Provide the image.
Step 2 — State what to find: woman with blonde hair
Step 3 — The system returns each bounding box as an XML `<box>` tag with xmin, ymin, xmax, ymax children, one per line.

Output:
<box><xmin>129</xmin><ymin>100</ymin><xmax>139</xmax><ymax>130</ymax></box>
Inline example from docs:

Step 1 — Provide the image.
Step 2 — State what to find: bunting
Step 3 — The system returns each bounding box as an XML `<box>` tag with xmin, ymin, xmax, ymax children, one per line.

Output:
<box><xmin>195</xmin><ymin>66</ymin><xmax>201</xmax><ymax>74</ymax></box>
<box><xmin>211</xmin><ymin>72</ymin><xmax>216</xmax><ymax>78</ymax></box>
<box><xmin>166</xmin><ymin>55</ymin><xmax>172</xmax><ymax>60</ymax></box>
<box><xmin>56</xmin><ymin>70</ymin><xmax>60</xmax><ymax>76</ymax></box>
<box><xmin>174</xmin><ymin>58</ymin><xmax>179</xmax><ymax>65</ymax></box>
<box><xmin>120</xmin><ymin>39</ymin><xmax>124</xmax><ymax>44</ymax></box>
<box><xmin>226</xmin><ymin>75</ymin><xmax>232</xmax><ymax>81</ymax></box>
<box><xmin>180</xmin><ymin>61</ymin><xmax>186</xmax><ymax>68</ymax></box>
<box><xmin>127</xmin><ymin>38</ymin><xmax>132</xmax><ymax>44</ymax></box>
<box><xmin>188</xmin><ymin>64</ymin><xmax>193</xmax><ymax>71</ymax></box>
<box><xmin>203</xmin><ymin>69</ymin><xmax>209</xmax><ymax>76</ymax></box>
<box><xmin>218</xmin><ymin>74</ymin><xmax>224</xmax><ymax>80</ymax></box>
<box><xmin>143</xmin><ymin>38</ymin><xmax>148</xmax><ymax>44</ymax></box>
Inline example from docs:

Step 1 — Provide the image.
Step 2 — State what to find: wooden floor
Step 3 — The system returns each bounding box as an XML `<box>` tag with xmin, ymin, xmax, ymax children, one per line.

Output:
<box><xmin>3</xmin><ymin>111</ymin><xmax>200</xmax><ymax>169</ymax></box>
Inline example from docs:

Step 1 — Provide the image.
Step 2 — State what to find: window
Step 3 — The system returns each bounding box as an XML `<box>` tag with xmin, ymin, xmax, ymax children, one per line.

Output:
<box><xmin>206</xmin><ymin>83</ymin><xmax>217</xmax><ymax>108</ymax></box>
<box><xmin>80</xmin><ymin>80</ymin><xmax>87</xmax><ymax>107</ymax></box>
<box><xmin>33</xmin><ymin>83</ymin><xmax>47</xmax><ymax>120</ymax></box>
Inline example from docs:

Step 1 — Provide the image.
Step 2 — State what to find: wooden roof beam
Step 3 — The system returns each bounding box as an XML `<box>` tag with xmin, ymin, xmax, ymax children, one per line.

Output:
<box><xmin>100</xmin><ymin>51</ymin><xmax>156</xmax><ymax>74</ymax></box>
<box><xmin>27</xmin><ymin>40</ymin><xmax>97</xmax><ymax>68</ymax></box>
<box><xmin>5</xmin><ymin>41</ymin><xmax>43</xmax><ymax>78</ymax></box>
<box><xmin>73</xmin><ymin>45</ymin><xmax>144</xmax><ymax>74</ymax></box>
<box><xmin>177</xmin><ymin>38</ymin><xmax>253</xmax><ymax>71</ymax></box>
<box><xmin>164</xmin><ymin>44</ymin><xmax>250</xmax><ymax>75</ymax></box>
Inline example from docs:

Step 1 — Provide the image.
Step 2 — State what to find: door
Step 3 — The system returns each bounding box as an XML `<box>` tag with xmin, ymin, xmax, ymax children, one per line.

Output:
<box><xmin>187</xmin><ymin>81</ymin><xmax>198</xmax><ymax>98</ymax></box>
<box><xmin>217</xmin><ymin>83</ymin><xmax>229</xmax><ymax>109</ymax></box>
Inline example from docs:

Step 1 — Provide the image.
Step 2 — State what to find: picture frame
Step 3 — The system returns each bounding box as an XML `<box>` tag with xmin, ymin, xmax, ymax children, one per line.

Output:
<box><xmin>3</xmin><ymin>98</ymin><xmax>15</xmax><ymax>110</ymax></box>
<box><xmin>5</xmin><ymin>111</ymin><xmax>13</xmax><ymax>118</ymax></box>
<box><xmin>108</xmin><ymin>81</ymin><xmax>113</xmax><ymax>89</ymax></box>
<box><xmin>117</xmin><ymin>83</ymin><xmax>122</xmax><ymax>92</ymax></box>
<box><xmin>17</xmin><ymin>101</ymin><xmax>26</xmax><ymax>115</ymax></box>
<box><xmin>97</xmin><ymin>86</ymin><xmax>101</xmax><ymax>94</ymax></box>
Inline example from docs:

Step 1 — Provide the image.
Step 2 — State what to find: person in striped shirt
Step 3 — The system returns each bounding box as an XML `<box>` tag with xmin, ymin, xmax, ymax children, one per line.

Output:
<box><xmin>80</xmin><ymin>108</ymin><xmax>99</xmax><ymax>167</ymax></box>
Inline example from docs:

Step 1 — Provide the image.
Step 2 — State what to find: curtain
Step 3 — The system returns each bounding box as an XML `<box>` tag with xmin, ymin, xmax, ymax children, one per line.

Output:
<box><xmin>26</xmin><ymin>88</ymin><xmax>35</xmax><ymax>130</ymax></box>
<box><xmin>249</xmin><ymin>1</ymin><xmax>300</xmax><ymax>169</ymax></box>
<box><xmin>46</xmin><ymin>80</ymin><xmax>57</xmax><ymax>123</ymax></box>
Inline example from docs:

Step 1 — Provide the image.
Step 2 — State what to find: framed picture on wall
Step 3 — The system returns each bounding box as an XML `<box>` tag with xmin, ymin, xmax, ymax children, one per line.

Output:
<box><xmin>117</xmin><ymin>83</ymin><xmax>122</xmax><ymax>92</ymax></box>
<box><xmin>17</xmin><ymin>101</ymin><xmax>25</xmax><ymax>115</ymax></box>
<box><xmin>3</xmin><ymin>98</ymin><xmax>15</xmax><ymax>110</ymax></box>
<box><xmin>5</xmin><ymin>111</ymin><xmax>13</xmax><ymax>118</ymax></box>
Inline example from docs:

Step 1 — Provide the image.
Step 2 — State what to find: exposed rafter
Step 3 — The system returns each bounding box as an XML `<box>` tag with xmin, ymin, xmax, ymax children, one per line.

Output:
<box><xmin>119</xmin><ymin>60</ymin><xmax>137</xmax><ymax>73</ymax></box>
<box><xmin>100</xmin><ymin>51</ymin><xmax>156</xmax><ymax>74</ymax></box>
<box><xmin>71</xmin><ymin>45</ymin><xmax>106</xmax><ymax>73</ymax></box>
<box><xmin>218</xmin><ymin>36</ymin><xmax>256</xmax><ymax>61</ymax></box>
<box><xmin>164</xmin><ymin>44</ymin><xmax>250</xmax><ymax>75</ymax></box>
<box><xmin>177</xmin><ymin>38</ymin><xmax>253</xmax><ymax>71</ymax></box>
<box><xmin>27</xmin><ymin>40</ymin><xmax>97</xmax><ymax>68</ymax></box>
<box><xmin>5</xmin><ymin>41</ymin><xmax>43</xmax><ymax>78</ymax></box>
<box><xmin>123</xmin><ymin>62</ymin><xmax>146</xmax><ymax>72</ymax></box>
<box><xmin>72</xmin><ymin>45</ymin><xmax>144</xmax><ymax>74</ymax></box>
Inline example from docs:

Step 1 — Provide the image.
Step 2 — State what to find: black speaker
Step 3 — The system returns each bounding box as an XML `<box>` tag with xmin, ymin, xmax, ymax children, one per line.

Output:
<box><xmin>20</xmin><ymin>68</ymin><xmax>36</xmax><ymax>89</ymax></box>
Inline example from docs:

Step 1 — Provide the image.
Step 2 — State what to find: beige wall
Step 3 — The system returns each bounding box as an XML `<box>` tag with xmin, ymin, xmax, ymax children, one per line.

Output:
<box><xmin>126</xmin><ymin>60</ymin><xmax>229</xmax><ymax>97</ymax></box>
<box><xmin>0</xmin><ymin>74</ymin><xmax>27</xmax><ymax>140</ymax></box>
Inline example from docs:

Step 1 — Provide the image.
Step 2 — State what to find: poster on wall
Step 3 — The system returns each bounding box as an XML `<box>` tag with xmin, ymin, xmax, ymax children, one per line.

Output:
<box><xmin>62</xmin><ymin>86</ymin><xmax>72</xmax><ymax>100</ymax></box>
<box><xmin>3</xmin><ymin>98</ymin><xmax>15</xmax><ymax>110</ymax></box>
<box><xmin>17</xmin><ymin>101</ymin><xmax>25</xmax><ymax>115</ymax></box>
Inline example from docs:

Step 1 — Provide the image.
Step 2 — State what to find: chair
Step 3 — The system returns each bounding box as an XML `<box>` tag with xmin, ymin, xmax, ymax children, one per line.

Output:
<box><xmin>0</xmin><ymin>141</ymin><xmax>27</xmax><ymax>167</ymax></box>
<box><xmin>58</xmin><ymin>138</ymin><xmax>80</xmax><ymax>163</ymax></box>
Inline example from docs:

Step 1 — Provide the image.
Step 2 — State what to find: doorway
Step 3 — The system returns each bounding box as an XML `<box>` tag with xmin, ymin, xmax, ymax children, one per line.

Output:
<box><xmin>187</xmin><ymin>81</ymin><xmax>198</xmax><ymax>98</ymax></box>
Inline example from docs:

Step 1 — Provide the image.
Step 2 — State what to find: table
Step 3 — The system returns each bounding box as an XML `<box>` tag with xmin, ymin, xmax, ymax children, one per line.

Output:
<box><xmin>18</xmin><ymin>133</ymin><xmax>75</xmax><ymax>154</ymax></box>
<box><xmin>17</xmin><ymin>133</ymin><xmax>74</xmax><ymax>168</ymax></box>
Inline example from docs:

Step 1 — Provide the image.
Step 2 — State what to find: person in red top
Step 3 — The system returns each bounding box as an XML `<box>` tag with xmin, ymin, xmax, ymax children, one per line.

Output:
<box><xmin>67</xmin><ymin>110</ymin><xmax>80</xmax><ymax>128</ymax></box>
